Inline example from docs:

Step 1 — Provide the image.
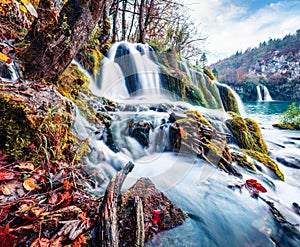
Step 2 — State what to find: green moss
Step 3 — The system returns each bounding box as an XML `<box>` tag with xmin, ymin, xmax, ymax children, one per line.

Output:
<box><xmin>56</xmin><ymin>63</ymin><xmax>100</xmax><ymax>124</ymax></box>
<box><xmin>272</xmin><ymin>123</ymin><xmax>300</xmax><ymax>130</ymax></box>
<box><xmin>226</xmin><ymin>114</ymin><xmax>268</xmax><ymax>154</ymax></box>
<box><xmin>245</xmin><ymin>150</ymin><xmax>284</xmax><ymax>180</ymax></box>
<box><xmin>217</xmin><ymin>84</ymin><xmax>240</xmax><ymax>114</ymax></box>
<box><xmin>231</xmin><ymin>151</ymin><xmax>256</xmax><ymax>171</ymax></box>
<box><xmin>184</xmin><ymin>110</ymin><xmax>212</xmax><ymax>127</ymax></box>
<box><xmin>204</xmin><ymin>68</ymin><xmax>217</xmax><ymax>81</ymax></box>
<box><xmin>0</xmin><ymin>95</ymin><xmax>36</xmax><ymax>159</ymax></box>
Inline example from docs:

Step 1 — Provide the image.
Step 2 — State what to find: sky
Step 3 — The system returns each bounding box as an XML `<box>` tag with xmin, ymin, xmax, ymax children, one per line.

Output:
<box><xmin>182</xmin><ymin>0</ymin><xmax>300</xmax><ymax>64</ymax></box>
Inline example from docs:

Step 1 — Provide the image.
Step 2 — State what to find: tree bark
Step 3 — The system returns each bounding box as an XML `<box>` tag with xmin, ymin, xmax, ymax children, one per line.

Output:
<box><xmin>18</xmin><ymin>0</ymin><xmax>107</xmax><ymax>81</ymax></box>
<box><xmin>99</xmin><ymin>162</ymin><xmax>134</xmax><ymax>247</ymax></box>
<box><xmin>138</xmin><ymin>0</ymin><xmax>146</xmax><ymax>43</ymax></box>
<box><xmin>111</xmin><ymin>0</ymin><xmax>120</xmax><ymax>43</ymax></box>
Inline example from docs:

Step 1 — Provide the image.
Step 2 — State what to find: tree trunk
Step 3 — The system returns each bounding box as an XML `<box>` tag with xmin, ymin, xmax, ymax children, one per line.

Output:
<box><xmin>138</xmin><ymin>0</ymin><xmax>146</xmax><ymax>44</ymax></box>
<box><xmin>18</xmin><ymin>0</ymin><xmax>107</xmax><ymax>81</ymax></box>
<box><xmin>112</xmin><ymin>0</ymin><xmax>120</xmax><ymax>43</ymax></box>
<box><xmin>121</xmin><ymin>0</ymin><xmax>127</xmax><ymax>40</ymax></box>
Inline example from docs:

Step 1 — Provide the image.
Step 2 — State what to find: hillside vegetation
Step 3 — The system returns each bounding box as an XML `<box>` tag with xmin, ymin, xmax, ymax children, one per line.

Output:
<box><xmin>210</xmin><ymin>30</ymin><xmax>300</xmax><ymax>101</ymax></box>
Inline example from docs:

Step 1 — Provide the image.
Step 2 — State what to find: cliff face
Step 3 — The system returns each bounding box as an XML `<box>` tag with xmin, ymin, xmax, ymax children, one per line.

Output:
<box><xmin>210</xmin><ymin>30</ymin><xmax>300</xmax><ymax>101</ymax></box>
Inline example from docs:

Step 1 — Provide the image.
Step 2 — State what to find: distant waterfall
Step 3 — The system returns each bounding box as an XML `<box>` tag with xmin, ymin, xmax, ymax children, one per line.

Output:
<box><xmin>262</xmin><ymin>85</ymin><xmax>273</xmax><ymax>101</ymax></box>
<box><xmin>257</xmin><ymin>85</ymin><xmax>273</xmax><ymax>101</ymax></box>
<box><xmin>96</xmin><ymin>41</ymin><xmax>161</xmax><ymax>100</ymax></box>
<box><xmin>257</xmin><ymin>85</ymin><xmax>263</xmax><ymax>101</ymax></box>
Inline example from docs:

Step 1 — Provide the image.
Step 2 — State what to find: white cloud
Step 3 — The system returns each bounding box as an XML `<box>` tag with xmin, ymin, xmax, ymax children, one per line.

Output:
<box><xmin>183</xmin><ymin>0</ymin><xmax>300</xmax><ymax>64</ymax></box>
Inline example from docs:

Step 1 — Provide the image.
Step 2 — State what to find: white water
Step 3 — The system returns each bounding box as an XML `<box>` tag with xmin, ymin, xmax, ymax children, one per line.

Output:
<box><xmin>0</xmin><ymin>61</ymin><xmax>20</xmax><ymax>82</ymax></box>
<box><xmin>263</xmin><ymin>85</ymin><xmax>273</xmax><ymax>101</ymax></box>
<box><xmin>257</xmin><ymin>85</ymin><xmax>263</xmax><ymax>101</ymax></box>
<box><xmin>72</xmin><ymin>45</ymin><xmax>299</xmax><ymax>246</ymax></box>
<box><xmin>257</xmin><ymin>85</ymin><xmax>273</xmax><ymax>101</ymax></box>
<box><xmin>215</xmin><ymin>81</ymin><xmax>247</xmax><ymax>117</ymax></box>
<box><xmin>96</xmin><ymin>42</ymin><xmax>161</xmax><ymax>100</ymax></box>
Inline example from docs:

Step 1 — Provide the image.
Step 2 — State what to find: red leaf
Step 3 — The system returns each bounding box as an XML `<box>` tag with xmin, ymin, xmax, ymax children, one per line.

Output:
<box><xmin>255</xmin><ymin>183</ymin><xmax>267</xmax><ymax>193</ymax></box>
<box><xmin>0</xmin><ymin>224</ymin><xmax>17</xmax><ymax>247</ymax></box>
<box><xmin>151</xmin><ymin>209</ymin><xmax>163</xmax><ymax>225</ymax></box>
<box><xmin>246</xmin><ymin>179</ymin><xmax>257</xmax><ymax>185</ymax></box>
<box><xmin>0</xmin><ymin>170</ymin><xmax>14</xmax><ymax>181</ymax></box>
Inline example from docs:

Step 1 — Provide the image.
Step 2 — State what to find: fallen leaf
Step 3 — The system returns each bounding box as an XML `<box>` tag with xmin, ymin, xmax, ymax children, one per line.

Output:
<box><xmin>15</xmin><ymin>162</ymin><xmax>34</xmax><ymax>171</ymax></box>
<box><xmin>48</xmin><ymin>192</ymin><xmax>58</xmax><ymax>204</ymax></box>
<box><xmin>0</xmin><ymin>170</ymin><xmax>14</xmax><ymax>181</ymax></box>
<box><xmin>0</xmin><ymin>184</ymin><xmax>12</xmax><ymax>196</ymax></box>
<box><xmin>23</xmin><ymin>179</ymin><xmax>35</xmax><ymax>191</ymax></box>
<box><xmin>30</xmin><ymin>237</ymin><xmax>50</xmax><ymax>247</ymax></box>
<box><xmin>0</xmin><ymin>207</ymin><xmax>10</xmax><ymax>223</ymax></box>
<box><xmin>0</xmin><ymin>224</ymin><xmax>17</xmax><ymax>247</ymax></box>
<box><xmin>63</xmin><ymin>179</ymin><xmax>72</xmax><ymax>191</ymax></box>
<box><xmin>246</xmin><ymin>179</ymin><xmax>257</xmax><ymax>185</ymax></box>
<box><xmin>30</xmin><ymin>207</ymin><xmax>45</xmax><ymax>217</ymax></box>
<box><xmin>71</xmin><ymin>234</ymin><xmax>86</xmax><ymax>247</ymax></box>
<box><xmin>255</xmin><ymin>183</ymin><xmax>267</xmax><ymax>193</ymax></box>
<box><xmin>9</xmin><ymin>97</ymin><xmax>24</xmax><ymax>103</ymax></box>
<box><xmin>0</xmin><ymin>52</ymin><xmax>12</xmax><ymax>64</ymax></box>
<box><xmin>151</xmin><ymin>209</ymin><xmax>163</xmax><ymax>225</ymax></box>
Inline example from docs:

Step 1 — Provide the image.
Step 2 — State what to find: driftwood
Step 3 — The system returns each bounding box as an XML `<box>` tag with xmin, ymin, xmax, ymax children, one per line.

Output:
<box><xmin>134</xmin><ymin>197</ymin><xmax>145</xmax><ymax>247</ymax></box>
<box><xmin>99</xmin><ymin>161</ymin><xmax>134</xmax><ymax>247</ymax></box>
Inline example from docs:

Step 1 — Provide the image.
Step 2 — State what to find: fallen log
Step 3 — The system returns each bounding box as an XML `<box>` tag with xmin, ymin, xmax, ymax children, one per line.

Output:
<box><xmin>99</xmin><ymin>162</ymin><xmax>134</xmax><ymax>247</ymax></box>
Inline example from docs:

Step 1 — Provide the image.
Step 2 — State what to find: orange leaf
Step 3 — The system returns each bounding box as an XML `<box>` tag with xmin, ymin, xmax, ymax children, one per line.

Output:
<box><xmin>71</xmin><ymin>234</ymin><xmax>86</xmax><ymax>247</ymax></box>
<box><xmin>30</xmin><ymin>237</ymin><xmax>50</xmax><ymax>247</ymax></box>
<box><xmin>63</xmin><ymin>178</ymin><xmax>72</xmax><ymax>191</ymax></box>
<box><xmin>23</xmin><ymin>179</ymin><xmax>35</xmax><ymax>191</ymax></box>
<box><xmin>255</xmin><ymin>183</ymin><xmax>267</xmax><ymax>193</ymax></box>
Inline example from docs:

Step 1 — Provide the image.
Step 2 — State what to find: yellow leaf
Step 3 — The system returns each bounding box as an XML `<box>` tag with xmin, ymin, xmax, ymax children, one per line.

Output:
<box><xmin>20</xmin><ymin>0</ymin><xmax>38</xmax><ymax>18</ymax></box>
<box><xmin>23</xmin><ymin>179</ymin><xmax>35</xmax><ymax>191</ymax></box>
<box><xmin>0</xmin><ymin>0</ymin><xmax>12</xmax><ymax>4</ymax></box>
<box><xmin>0</xmin><ymin>52</ymin><xmax>12</xmax><ymax>64</ymax></box>
<box><xmin>19</xmin><ymin>4</ymin><xmax>27</xmax><ymax>13</ymax></box>
<box><xmin>20</xmin><ymin>0</ymin><xmax>29</xmax><ymax>4</ymax></box>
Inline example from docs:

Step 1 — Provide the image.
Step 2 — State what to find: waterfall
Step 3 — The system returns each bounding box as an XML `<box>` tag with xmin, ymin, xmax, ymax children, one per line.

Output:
<box><xmin>215</xmin><ymin>81</ymin><xmax>246</xmax><ymax>117</ymax></box>
<box><xmin>0</xmin><ymin>61</ymin><xmax>20</xmax><ymax>82</ymax></box>
<box><xmin>96</xmin><ymin>41</ymin><xmax>161</xmax><ymax>100</ymax></box>
<box><xmin>70</xmin><ymin>57</ymin><xmax>300</xmax><ymax>246</ymax></box>
<box><xmin>257</xmin><ymin>85</ymin><xmax>263</xmax><ymax>101</ymax></box>
<box><xmin>262</xmin><ymin>85</ymin><xmax>273</xmax><ymax>101</ymax></box>
<box><xmin>257</xmin><ymin>85</ymin><xmax>273</xmax><ymax>101</ymax></box>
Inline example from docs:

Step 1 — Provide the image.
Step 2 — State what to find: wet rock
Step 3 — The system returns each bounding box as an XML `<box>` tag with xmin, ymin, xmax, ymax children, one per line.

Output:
<box><xmin>276</xmin><ymin>156</ymin><xmax>300</xmax><ymax>169</ymax></box>
<box><xmin>128</xmin><ymin>120</ymin><xmax>153</xmax><ymax>147</ymax></box>
<box><xmin>119</xmin><ymin>178</ymin><xmax>186</xmax><ymax>245</ymax></box>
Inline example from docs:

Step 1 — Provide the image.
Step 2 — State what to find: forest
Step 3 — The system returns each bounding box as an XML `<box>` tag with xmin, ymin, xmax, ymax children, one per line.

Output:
<box><xmin>210</xmin><ymin>30</ymin><xmax>300</xmax><ymax>101</ymax></box>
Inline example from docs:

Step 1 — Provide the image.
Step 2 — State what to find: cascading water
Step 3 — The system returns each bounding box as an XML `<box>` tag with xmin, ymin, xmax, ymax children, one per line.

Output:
<box><xmin>71</xmin><ymin>44</ymin><xmax>300</xmax><ymax>246</ymax></box>
<box><xmin>257</xmin><ymin>85</ymin><xmax>273</xmax><ymax>101</ymax></box>
<box><xmin>262</xmin><ymin>85</ymin><xmax>273</xmax><ymax>101</ymax></box>
<box><xmin>96</xmin><ymin>41</ymin><xmax>161</xmax><ymax>100</ymax></box>
<box><xmin>257</xmin><ymin>85</ymin><xmax>263</xmax><ymax>101</ymax></box>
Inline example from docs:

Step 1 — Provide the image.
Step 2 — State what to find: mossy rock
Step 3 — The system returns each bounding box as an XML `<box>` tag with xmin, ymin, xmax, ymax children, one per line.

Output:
<box><xmin>217</xmin><ymin>83</ymin><xmax>240</xmax><ymax>114</ymax></box>
<box><xmin>245</xmin><ymin>150</ymin><xmax>284</xmax><ymax>180</ymax></box>
<box><xmin>0</xmin><ymin>83</ymin><xmax>74</xmax><ymax>161</ymax></box>
<box><xmin>184</xmin><ymin>110</ymin><xmax>212</xmax><ymax>127</ymax></box>
<box><xmin>204</xmin><ymin>68</ymin><xmax>217</xmax><ymax>81</ymax></box>
<box><xmin>231</xmin><ymin>151</ymin><xmax>256</xmax><ymax>171</ymax></box>
<box><xmin>272</xmin><ymin>123</ymin><xmax>300</xmax><ymax>130</ymax></box>
<box><xmin>226</xmin><ymin>114</ymin><xmax>268</xmax><ymax>154</ymax></box>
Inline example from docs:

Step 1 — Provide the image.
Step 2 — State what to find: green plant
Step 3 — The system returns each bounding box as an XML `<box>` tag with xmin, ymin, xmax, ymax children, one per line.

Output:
<box><xmin>280</xmin><ymin>103</ymin><xmax>300</xmax><ymax>127</ymax></box>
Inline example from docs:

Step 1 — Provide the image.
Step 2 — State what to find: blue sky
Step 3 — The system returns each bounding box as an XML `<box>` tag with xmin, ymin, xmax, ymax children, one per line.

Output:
<box><xmin>182</xmin><ymin>0</ymin><xmax>300</xmax><ymax>64</ymax></box>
